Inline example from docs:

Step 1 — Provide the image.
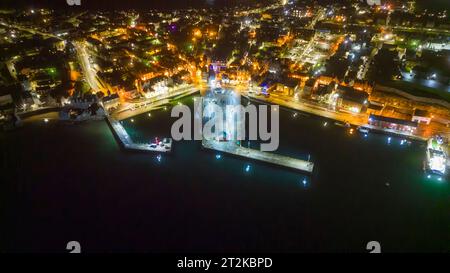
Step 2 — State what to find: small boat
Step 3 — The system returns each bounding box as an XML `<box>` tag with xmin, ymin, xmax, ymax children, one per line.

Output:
<box><xmin>358</xmin><ymin>127</ymin><xmax>369</xmax><ymax>134</ymax></box>
<box><xmin>334</xmin><ymin>122</ymin><xmax>346</xmax><ymax>127</ymax></box>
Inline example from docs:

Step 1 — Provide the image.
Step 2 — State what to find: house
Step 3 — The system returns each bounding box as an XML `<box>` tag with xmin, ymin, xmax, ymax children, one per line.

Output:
<box><xmin>335</xmin><ymin>85</ymin><xmax>369</xmax><ymax>113</ymax></box>
<box><xmin>274</xmin><ymin>79</ymin><xmax>299</xmax><ymax>96</ymax></box>
<box><xmin>0</xmin><ymin>93</ymin><xmax>21</xmax><ymax>130</ymax></box>
<box><xmin>68</xmin><ymin>94</ymin><xmax>99</xmax><ymax>109</ymax></box>
<box><xmin>412</xmin><ymin>109</ymin><xmax>432</xmax><ymax>125</ymax></box>
<box><xmin>141</xmin><ymin>76</ymin><xmax>173</xmax><ymax>98</ymax></box>
<box><xmin>302</xmin><ymin>78</ymin><xmax>316</xmax><ymax>97</ymax></box>
<box><xmin>102</xmin><ymin>93</ymin><xmax>120</xmax><ymax>112</ymax></box>
<box><xmin>0</xmin><ymin>94</ymin><xmax>14</xmax><ymax>117</ymax></box>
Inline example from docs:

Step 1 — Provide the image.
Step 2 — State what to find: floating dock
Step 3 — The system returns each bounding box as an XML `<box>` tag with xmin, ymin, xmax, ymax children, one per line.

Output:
<box><xmin>107</xmin><ymin>117</ymin><xmax>172</xmax><ymax>153</ymax></box>
<box><xmin>202</xmin><ymin>140</ymin><xmax>314</xmax><ymax>173</ymax></box>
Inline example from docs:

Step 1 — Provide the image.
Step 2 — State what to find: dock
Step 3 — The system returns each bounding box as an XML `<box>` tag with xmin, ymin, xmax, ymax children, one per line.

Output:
<box><xmin>359</xmin><ymin>125</ymin><xmax>427</xmax><ymax>141</ymax></box>
<box><xmin>202</xmin><ymin>140</ymin><xmax>314</xmax><ymax>173</ymax></box>
<box><xmin>107</xmin><ymin>117</ymin><xmax>172</xmax><ymax>153</ymax></box>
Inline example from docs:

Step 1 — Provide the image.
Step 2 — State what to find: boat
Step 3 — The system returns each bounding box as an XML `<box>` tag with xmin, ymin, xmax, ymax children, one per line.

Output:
<box><xmin>163</xmin><ymin>138</ymin><xmax>172</xmax><ymax>150</ymax></box>
<box><xmin>357</xmin><ymin>126</ymin><xmax>370</xmax><ymax>134</ymax></box>
<box><xmin>335</xmin><ymin>121</ymin><xmax>351</xmax><ymax>128</ymax></box>
<box><xmin>425</xmin><ymin>137</ymin><xmax>447</xmax><ymax>177</ymax></box>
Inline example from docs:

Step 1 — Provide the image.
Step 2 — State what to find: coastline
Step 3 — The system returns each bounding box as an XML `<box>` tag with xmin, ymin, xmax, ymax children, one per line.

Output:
<box><xmin>243</xmin><ymin>93</ymin><xmax>428</xmax><ymax>142</ymax></box>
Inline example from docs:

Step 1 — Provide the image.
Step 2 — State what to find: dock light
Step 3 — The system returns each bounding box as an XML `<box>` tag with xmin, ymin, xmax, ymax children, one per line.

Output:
<box><xmin>44</xmin><ymin>118</ymin><xmax>49</xmax><ymax>123</ymax></box>
<box><xmin>302</xmin><ymin>179</ymin><xmax>308</xmax><ymax>187</ymax></box>
<box><xmin>215</xmin><ymin>154</ymin><xmax>222</xmax><ymax>160</ymax></box>
<box><xmin>131</xmin><ymin>119</ymin><xmax>135</xmax><ymax>123</ymax></box>
<box><xmin>388</xmin><ymin>137</ymin><xmax>392</xmax><ymax>143</ymax></box>
<box><xmin>427</xmin><ymin>175</ymin><xmax>431</xmax><ymax>179</ymax></box>
<box><xmin>364</xmin><ymin>134</ymin><xmax>368</xmax><ymax>138</ymax></box>
<box><xmin>156</xmin><ymin>154</ymin><xmax>162</xmax><ymax>163</ymax></box>
<box><xmin>245</xmin><ymin>165</ymin><xmax>251</xmax><ymax>173</ymax></box>
<box><xmin>148</xmin><ymin>113</ymin><xmax>152</xmax><ymax>117</ymax></box>
<box><xmin>323</xmin><ymin>122</ymin><xmax>328</xmax><ymax>127</ymax></box>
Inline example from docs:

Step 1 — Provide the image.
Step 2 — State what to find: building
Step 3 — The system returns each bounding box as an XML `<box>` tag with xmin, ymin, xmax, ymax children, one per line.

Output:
<box><xmin>302</xmin><ymin>78</ymin><xmax>316</xmax><ymax>97</ymax></box>
<box><xmin>335</xmin><ymin>85</ymin><xmax>369</xmax><ymax>113</ymax></box>
<box><xmin>274</xmin><ymin>79</ymin><xmax>299</xmax><ymax>96</ymax></box>
<box><xmin>102</xmin><ymin>93</ymin><xmax>120</xmax><ymax>112</ymax></box>
<box><xmin>68</xmin><ymin>94</ymin><xmax>99</xmax><ymax>109</ymax></box>
<box><xmin>0</xmin><ymin>94</ymin><xmax>14</xmax><ymax>118</ymax></box>
<box><xmin>141</xmin><ymin>76</ymin><xmax>173</xmax><ymax>98</ymax></box>
<box><xmin>0</xmin><ymin>93</ymin><xmax>20</xmax><ymax>130</ymax></box>
<box><xmin>412</xmin><ymin>109</ymin><xmax>432</xmax><ymax>125</ymax></box>
<box><xmin>368</xmin><ymin>114</ymin><xmax>418</xmax><ymax>133</ymax></box>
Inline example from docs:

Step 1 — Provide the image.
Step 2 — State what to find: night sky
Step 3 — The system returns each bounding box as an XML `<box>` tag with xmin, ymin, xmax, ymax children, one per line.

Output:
<box><xmin>0</xmin><ymin>0</ymin><xmax>265</xmax><ymax>10</ymax></box>
<box><xmin>0</xmin><ymin>0</ymin><xmax>448</xmax><ymax>12</ymax></box>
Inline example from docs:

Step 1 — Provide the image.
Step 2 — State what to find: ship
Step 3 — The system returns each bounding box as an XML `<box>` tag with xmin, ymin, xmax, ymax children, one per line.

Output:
<box><xmin>425</xmin><ymin>136</ymin><xmax>447</xmax><ymax>178</ymax></box>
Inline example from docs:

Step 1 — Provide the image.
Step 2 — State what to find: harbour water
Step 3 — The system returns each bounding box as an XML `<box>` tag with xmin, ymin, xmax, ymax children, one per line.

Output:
<box><xmin>1</xmin><ymin>95</ymin><xmax>449</xmax><ymax>252</ymax></box>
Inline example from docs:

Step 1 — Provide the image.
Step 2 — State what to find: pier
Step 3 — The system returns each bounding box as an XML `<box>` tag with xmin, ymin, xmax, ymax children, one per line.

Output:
<box><xmin>107</xmin><ymin>117</ymin><xmax>172</xmax><ymax>153</ymax></box>
<box><xmin>202</xmin><ymin>140</ymin><xmax>314</xmax><ymax>173</ymax></box>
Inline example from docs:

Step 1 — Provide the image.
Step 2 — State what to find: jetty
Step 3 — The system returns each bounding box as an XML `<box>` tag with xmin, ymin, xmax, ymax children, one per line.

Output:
<box><xmin>107</xmin><ymin>117</ymin><xmax>172</xmax><ymax>153</ymax></box>
<box><xmin>202</xmin><ymin>140</ymin><xmax>314</xmax><ymax>173</ymax></box>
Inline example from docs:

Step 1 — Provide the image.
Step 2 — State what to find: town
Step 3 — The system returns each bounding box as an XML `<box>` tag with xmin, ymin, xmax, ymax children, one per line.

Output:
<box><xmin>0</xmin><ymin>0</ymin><xmax>449</xmax><ymax>254</ymax></box>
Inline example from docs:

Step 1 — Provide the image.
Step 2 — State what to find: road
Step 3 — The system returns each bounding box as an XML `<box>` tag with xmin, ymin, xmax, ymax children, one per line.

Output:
<box><xmin>246</xmin><ymin>92</ymin><xmax>368</xmax><ymax>125</ymax></box>
<box><xmin>112</xmin><ymin>85</ymin><xmax>199</xmax><ymax>120</ymax></box>
<box><xmin>73</xmin><ymin>41</ymin><xmax>106</xmax><ymax>94</ymax></box>
<box><xmin>0</xmin><ymin>22</ymin><xmax>62</xmax><ymax>40</ymax></box>
<box><xmin>322</xmin><ymin>21</ymin><xmax>450</xmax><ymax>36</ymax></box>
<box><xmin>308</xmin><ymin>8</ymin><xmax>326</xmax><ymax>30</ymax></box>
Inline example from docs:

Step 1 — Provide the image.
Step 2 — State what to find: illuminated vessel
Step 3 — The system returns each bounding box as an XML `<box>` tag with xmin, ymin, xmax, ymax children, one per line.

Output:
<box><xmin>425</xmin><ymin>137</ymin><xmax>447</xmax><ymax>178</ymax></box>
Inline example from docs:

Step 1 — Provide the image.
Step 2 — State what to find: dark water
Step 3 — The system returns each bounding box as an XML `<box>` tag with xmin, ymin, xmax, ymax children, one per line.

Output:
<box><xmin>1</xmin><ymin>95</ymin><xmax>449</xmax><ymax>253</ymax></box>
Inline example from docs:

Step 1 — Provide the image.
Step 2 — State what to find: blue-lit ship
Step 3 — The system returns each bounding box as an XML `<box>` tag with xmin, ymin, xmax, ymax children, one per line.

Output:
<box><xmin>425</xmin><ymin>136</ymin><xmax>447</xmax><ymax>180</ymax></box>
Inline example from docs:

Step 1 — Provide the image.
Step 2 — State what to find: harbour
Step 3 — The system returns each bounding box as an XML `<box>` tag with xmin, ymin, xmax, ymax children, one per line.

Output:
<box><xmin>2</xmin><ymin>96</ymin><xmax>449</xmax><ymax>252</ymax></box>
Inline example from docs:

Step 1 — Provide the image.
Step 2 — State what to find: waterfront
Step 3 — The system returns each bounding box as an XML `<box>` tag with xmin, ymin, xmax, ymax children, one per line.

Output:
<box><xmin>1</xmin><ymin>96</ymin><xmax>449</xmax><ymax>252</ymax></box>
